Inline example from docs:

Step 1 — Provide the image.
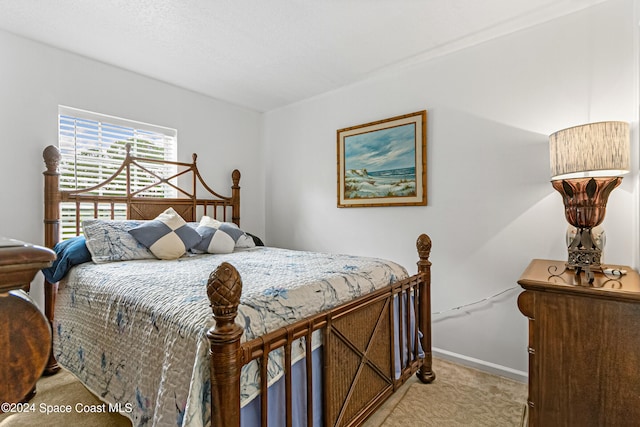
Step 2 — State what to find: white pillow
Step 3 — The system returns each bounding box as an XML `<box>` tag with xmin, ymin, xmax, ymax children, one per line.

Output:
<box><xmin>83</xmin><ymin>219</ymin><xmax>156</xmax><ymax>263</ymax></box>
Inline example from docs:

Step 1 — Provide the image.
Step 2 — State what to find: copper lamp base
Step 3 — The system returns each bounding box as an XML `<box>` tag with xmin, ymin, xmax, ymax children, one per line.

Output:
<box><xmin>552</xmin><ymin>176</ymin><xmax>622</xmax><ymax>283</ymax></box>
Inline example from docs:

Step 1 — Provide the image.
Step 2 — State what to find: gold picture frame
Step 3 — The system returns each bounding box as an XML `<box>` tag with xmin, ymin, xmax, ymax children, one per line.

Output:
<box><xmin>337</xmin><ymin>110</ymin><xmax>427</xmax><ymax>208</ymax></box>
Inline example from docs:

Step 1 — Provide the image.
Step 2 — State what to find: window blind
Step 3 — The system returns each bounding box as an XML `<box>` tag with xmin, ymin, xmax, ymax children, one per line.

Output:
<box><xmin>58</xmin><ymin>106</ymin><xmax>178</xmax><ymax>237</ymax></box>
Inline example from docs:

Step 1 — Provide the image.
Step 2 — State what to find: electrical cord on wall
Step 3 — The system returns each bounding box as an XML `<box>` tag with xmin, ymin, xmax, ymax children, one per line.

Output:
<box><xmin>432</xmin><ymin>286</ymin><xmax>519</xmax><ymax>316</ymax></box>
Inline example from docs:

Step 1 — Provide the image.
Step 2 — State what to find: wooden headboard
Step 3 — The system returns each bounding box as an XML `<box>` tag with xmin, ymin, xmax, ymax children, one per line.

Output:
<box><xmin>41</xmin><ymin>143</ymin><xmax>241</xmax><ymax>374</ymax></box>
<box><xmin>42</xmin><ymin>144</ymin><xmax>241</xmax><ymax>251</ymax></box>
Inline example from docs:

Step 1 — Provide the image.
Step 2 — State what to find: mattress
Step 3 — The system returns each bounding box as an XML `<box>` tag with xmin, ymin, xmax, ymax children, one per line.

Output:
<box><xmin>53</xmin><ymin>247</ymin><xmax>408</xmax><ymax>427</ymax></box>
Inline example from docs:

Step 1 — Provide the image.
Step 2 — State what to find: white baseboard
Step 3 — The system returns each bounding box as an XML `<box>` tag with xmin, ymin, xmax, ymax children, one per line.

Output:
<box><xmin>433</xmin><ymin>347</ymin><xmax>528</xmax><ymax>383</ymax></box>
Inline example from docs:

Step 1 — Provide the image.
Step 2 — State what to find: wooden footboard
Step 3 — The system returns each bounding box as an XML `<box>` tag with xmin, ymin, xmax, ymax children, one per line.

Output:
<box><xmin>207</xmin><ymin>234</ymin><xmax>435</xmax><ymax>427</ymax></box>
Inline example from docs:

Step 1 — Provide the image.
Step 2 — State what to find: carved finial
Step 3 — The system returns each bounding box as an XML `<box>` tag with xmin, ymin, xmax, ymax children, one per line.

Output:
<box><xmin>193</xmin><ymin>153</ymin><xmax>198</xmax><ymax>163</ymax></box>
<box><xmin>417</xmin><ymin>234</ymin><xmax>432</xmax><ymax>259</ymax></box>
<box><xmin>207</xmin><ymin>262</ymin><xmax>243</xmax><ymax>331</ymax></box>
<box><xmin>43</xmin><ymin>145</ymin><xmax>61</xmax><ymax>174</ymax></box>
<box><xmin>125</xmin><ymin>143</ymin><xmax>132</xmax><ymax>156</ymax></box>
<box><xmin>232</xmin><ymin>169</ymin><xmax>241</xmax><ymax>187</ymax></box>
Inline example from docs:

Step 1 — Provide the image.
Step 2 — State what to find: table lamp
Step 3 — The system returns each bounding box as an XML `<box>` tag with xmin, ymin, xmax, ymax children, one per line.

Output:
<box><xmin>549</xmin><ymin>121</ymin><xmax>630</xmax><ymax>282</ymax></box>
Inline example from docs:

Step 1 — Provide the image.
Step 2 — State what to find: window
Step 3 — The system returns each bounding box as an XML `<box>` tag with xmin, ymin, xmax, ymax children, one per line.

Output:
<box><xmin>58</xmin><ymin>106</ymin><xmax>177</xmax><ymax>237</ymax></box>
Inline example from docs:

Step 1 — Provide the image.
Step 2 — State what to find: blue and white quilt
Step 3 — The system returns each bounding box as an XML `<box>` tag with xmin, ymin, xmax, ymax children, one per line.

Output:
<box><xmin>53</xmin><ymin>247</ymin><xmax>408</xmax><ymax>427</ymax></box>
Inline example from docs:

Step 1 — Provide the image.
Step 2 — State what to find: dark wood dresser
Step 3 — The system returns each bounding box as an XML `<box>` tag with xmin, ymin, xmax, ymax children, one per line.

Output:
<box><xmin>0</xmin><ymin>239</ymin><xmax>56</xmax><ymax>405</ymax></box>
<box><xmin>518</xmin><ymin>259</ymin><xmax>640</xmax><ymax>427</ymax></box>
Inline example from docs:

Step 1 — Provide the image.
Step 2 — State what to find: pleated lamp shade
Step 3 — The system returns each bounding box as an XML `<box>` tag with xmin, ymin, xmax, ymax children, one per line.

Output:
<box><xmin>549</xmin><ymin>121</ymin><xmax>630</xmax><ymax>181</ymax></box>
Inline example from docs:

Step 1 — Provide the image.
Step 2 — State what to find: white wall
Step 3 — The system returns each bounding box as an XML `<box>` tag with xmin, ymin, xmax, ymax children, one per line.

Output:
<box><xmin>1</xmin><ymin>0</ymin><xmax>636</xmax><ymax>378</ymax></box>
<box><xmin>0</xmin><ymin>30</ymin><xmax>264</xmax><ymax>306</ymax></box>
<box><xmin>264</xmin><ymin>0</ymin><xmax>638</xmax><ymax>375</ymax></box>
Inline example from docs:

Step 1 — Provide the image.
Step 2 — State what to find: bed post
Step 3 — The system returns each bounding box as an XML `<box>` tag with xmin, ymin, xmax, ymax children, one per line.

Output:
<box><xmin>231</xmin><ymin>169</ymin><xmax>241</xmax><ymax>227</ymax></box>
<box><xmin>42</xmin><ymin>145</ymin><xmax>62</xmax><ymax>375</ymax></box>
<box><xmin>206</xmin><ymin>262</ymin><xmax>244</xmax><ymax>427</ymax></box>
<box><xmin>416</xmin><ymin>233</ymin><xmax>436</xmax><ymax>383</ymax></box>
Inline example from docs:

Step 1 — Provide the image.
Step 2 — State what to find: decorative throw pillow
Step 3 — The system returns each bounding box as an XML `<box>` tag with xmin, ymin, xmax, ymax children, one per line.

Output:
<box><xmin>83</xmin><ymin>219</ymin><xmax>156</xmax><ymax>263</ymax></box>
<box><xmin>192</xmin><ymin>216</ymin><xmax>235</xmax><ymax>254</ymax></box>
<box><xmin>198</xmin><ymin>216</ymin><xmax>256</xmax><ymax>250</ymax></box>
<box><xmin>128</xmin><ymin>207</ymin><xmax>202</xmax><ymax>260</ymax></box>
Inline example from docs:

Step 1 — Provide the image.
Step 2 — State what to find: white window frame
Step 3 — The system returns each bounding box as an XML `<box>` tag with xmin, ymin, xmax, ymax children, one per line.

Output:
<box><xmin>58</xmin><ymin>106</ymin><xmax>178</xmax><ymax>237</ymax></box>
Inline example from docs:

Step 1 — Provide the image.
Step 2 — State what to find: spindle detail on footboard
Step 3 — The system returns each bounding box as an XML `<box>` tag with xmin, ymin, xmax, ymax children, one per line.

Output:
<box><xmin>206</xmin><ymin>234</ymin><xmax>435</xmax><ymax>427</ymax></box>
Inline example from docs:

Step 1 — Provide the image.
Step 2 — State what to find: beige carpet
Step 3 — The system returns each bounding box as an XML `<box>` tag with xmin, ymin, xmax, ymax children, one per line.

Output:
<box><xmin>0</xmin><ymin>369</ymin><xmax>131</xmax><ymax>427</ymax></box>
<box><xmin>1</xmin><ymin>358</ymin><xmax>527</xmax><ymax>426</ymax></box>
<box><xmin>364</xmin><ymin>358</ymin><xmax>527</xmax><ymax>427</ymax></box>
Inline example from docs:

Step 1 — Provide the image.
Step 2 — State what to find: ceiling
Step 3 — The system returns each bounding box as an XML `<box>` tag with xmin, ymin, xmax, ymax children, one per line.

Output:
<box><xmin>0</xmin><ymin>0</ymin><xmax>604</xmax><ymax>112</ymax></box>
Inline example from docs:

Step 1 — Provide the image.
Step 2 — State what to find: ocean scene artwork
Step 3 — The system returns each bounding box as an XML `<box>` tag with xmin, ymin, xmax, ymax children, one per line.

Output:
<box><xmin>344</xmin><ymin>123</ymin><xmax>417</xmax><ymax>199</ymax></box>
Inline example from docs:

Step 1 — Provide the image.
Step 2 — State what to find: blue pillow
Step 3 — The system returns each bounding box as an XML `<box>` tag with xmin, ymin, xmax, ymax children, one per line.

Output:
<box><xmin>42</xmin><ymin>236</ymin><xmax>92</xmax><ymax>283</ymax></box>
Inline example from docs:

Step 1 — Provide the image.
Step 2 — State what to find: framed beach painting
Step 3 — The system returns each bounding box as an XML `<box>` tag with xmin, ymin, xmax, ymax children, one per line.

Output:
<box><xmin>337</xmin><ymin>110</ymin><xmax>427</xmax><ymax>207</ymax></box>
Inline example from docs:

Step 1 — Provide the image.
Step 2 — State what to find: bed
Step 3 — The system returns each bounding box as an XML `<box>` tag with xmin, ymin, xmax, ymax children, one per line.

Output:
<box><xmin>40</xmin><ymin>144</ymin><xmax>435</xmax><ymax>427</ymax></box>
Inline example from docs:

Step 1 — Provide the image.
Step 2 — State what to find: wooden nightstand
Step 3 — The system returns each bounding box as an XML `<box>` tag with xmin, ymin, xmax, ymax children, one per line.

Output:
<box><xmin>0</xmin><ymin>238</ymin><xmax>56</xmax><ymax>405</ymax></box>
<box><xmin>518</xmin><ymin>259</ymin><xmax>640</xmax><ymax>427</ymax></box>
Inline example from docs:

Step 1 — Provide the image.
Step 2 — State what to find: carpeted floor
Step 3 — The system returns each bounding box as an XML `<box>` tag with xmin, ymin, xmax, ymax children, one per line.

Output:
<box><xmin>0</xmin><ymin>358</ymin><xmax>527</xmax><ymax>426</ymax></box>
<box><xmin>363</xmin><ymin>358</ymin><xmax>527</xmax><ymax>427</ymax></box>
<box><xmin>0</xmin><ymin>366</ymin><xmax>131</xmax><ymax>427</ymax></box>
